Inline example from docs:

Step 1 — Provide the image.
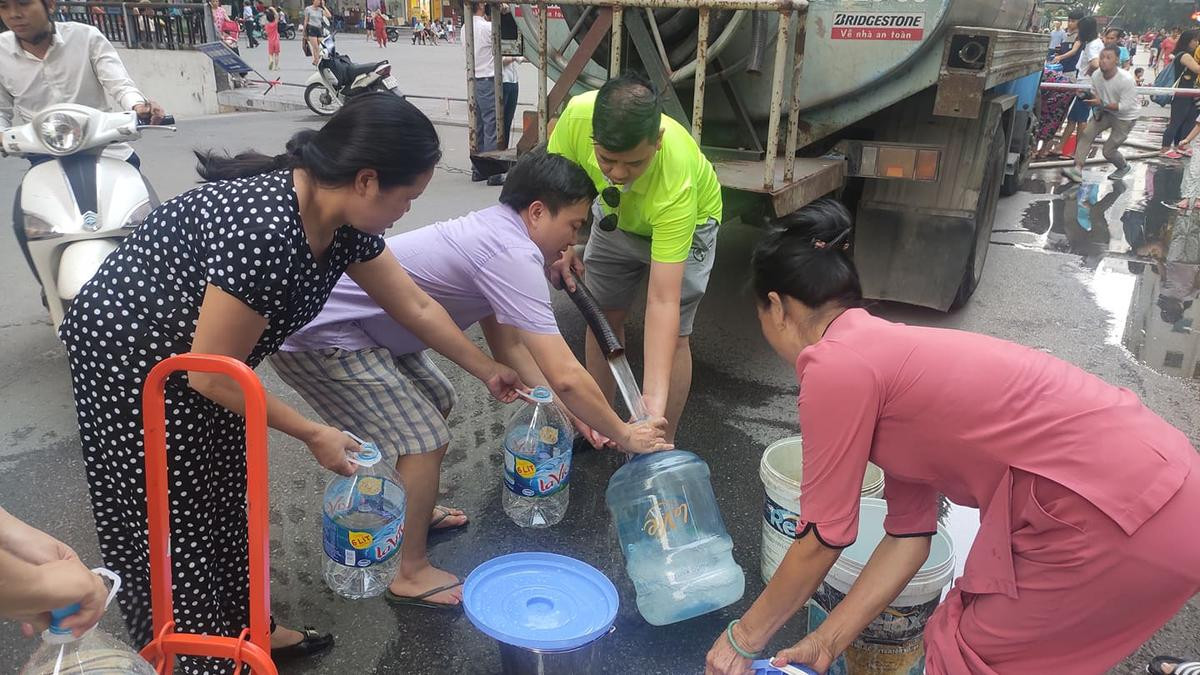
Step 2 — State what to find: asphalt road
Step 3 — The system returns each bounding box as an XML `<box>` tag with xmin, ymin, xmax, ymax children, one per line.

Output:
<box><xmin>0</xmin><ymin>109</ymin><xmax>1197</xmax><ymax>674</ymax></box>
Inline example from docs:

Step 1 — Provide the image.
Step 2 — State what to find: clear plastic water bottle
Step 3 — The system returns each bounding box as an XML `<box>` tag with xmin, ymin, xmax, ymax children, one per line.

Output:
<box><xmin>605</xmin><ymin>450</ymin><xmax>746</xmax><ymax>625</ymax></box>
<box><xmin>21</xmin><ymin>569</ymin><xmax>157</xmax><ymax>675</ymax></box>
<box><xmin>502</xmin><ymin>386</ymin><xmax>575</xmax><ymax>528</ymax></box>
<box><xmin>322</xmin><ymin>435</ymin><xmax>407</xmax><ymax>599</ymax></box>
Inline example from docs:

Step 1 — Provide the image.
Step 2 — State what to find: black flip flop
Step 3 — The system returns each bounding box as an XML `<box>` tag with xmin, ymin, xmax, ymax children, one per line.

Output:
<box><xmin>384</xmin><ymin>580</ymin><xmax>464</xmax><ymax>610</ymax></box>
<box><xmin>429</xmin><ymin>505</ymin><xmax>468</xmax><ymax>533</ymax></box>
<box><xmin>271</xmin><ymin>626</ymin><xmax>334</xmax><ymax>661</ymax></box>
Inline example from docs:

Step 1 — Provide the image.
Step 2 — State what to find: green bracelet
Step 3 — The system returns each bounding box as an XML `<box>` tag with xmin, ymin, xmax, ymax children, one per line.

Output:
<box><xmin>726</xmin><ymin>619</ymin><xmax>761</xmax><ymax>659</ymax></box>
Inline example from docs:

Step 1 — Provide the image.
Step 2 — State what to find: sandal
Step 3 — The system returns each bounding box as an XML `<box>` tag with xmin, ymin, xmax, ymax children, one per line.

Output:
<box><xmin>271</xmin><ymin>626</ymin><xmax>334</xmax><ymax>661</ymax></box>
<box><xmin>1148</xmin><ymin>656</ymin><xmax>1200</xmax><ymax>675</ymax></box>
<box><xmin>429</xmin><ymin>505</ymin><xmax>469</xmax><ymax>532</ymax></box>
<box><xmin>384</xmin><ymin>580</ymin><xmax>464</xmax><ymax>610</ymax></box>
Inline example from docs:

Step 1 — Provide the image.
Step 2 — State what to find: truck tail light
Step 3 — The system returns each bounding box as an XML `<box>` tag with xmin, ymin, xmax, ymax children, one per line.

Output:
<box><xmin>915</xmin><ymin>149</ymin><xmax>940</xmax><ymax>181</ymax></box>
<box><xmin>836</xmin><ymin>141</ymin><xmax>941</xmax><ymax>182</ymax></box>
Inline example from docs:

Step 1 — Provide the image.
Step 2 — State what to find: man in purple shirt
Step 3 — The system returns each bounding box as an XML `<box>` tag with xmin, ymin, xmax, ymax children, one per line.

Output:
<box><xmin>271</xmin><ymin>150</ymin><xmax>670</xmax><ymax>608</ymax></box>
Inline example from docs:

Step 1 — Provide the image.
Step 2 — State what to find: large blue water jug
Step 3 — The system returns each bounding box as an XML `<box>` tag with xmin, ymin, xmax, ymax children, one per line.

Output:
<box><xmin>605</xmin><ymin>450</ymin><xmax>745</xmax><ymax>625</ymax></box>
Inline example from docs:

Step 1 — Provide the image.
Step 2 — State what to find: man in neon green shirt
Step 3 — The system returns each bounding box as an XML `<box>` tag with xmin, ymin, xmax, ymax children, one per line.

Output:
<box><xmin>548</xmin><ymin>73</ymin><xmax>722</xmax><ymax>443</ymax></box>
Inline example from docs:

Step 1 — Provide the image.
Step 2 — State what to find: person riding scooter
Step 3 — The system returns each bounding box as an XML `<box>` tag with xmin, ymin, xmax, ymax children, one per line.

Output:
<box><xmin>1</xmin><ymin>0</ymin><xmax>166</xmax><ymax>279</ymax></box>
<box><xmin>1</xmin><ymin>0</ymin><xmax>166</xmax><ymax>314</ymax></box>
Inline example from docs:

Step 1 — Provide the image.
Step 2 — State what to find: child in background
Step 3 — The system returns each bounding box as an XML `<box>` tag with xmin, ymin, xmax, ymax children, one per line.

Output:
<box><xmin>1135</xmin><ymin>66</ymin><xmax>1149</xmax><ymax>106</ymax></box>
<box><xmin>373</xmin><ymin>9</ymin><xmax>387</xmax><ymax>48</ymax></box>
<box><xmin>265</xmin><ymin>7</ymin><xmax>281</xmax><ymax>70</ymax></box>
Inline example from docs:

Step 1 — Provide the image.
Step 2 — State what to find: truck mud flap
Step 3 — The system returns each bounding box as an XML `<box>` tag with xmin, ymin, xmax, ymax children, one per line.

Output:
<box><xmin>852</xmin><ymin>91</ymin><xmax>1011</xmax><ymax>310</ymax></box>
<box><xmin>854</xmin><ymin>207</ymin><xmax>976</xmax><ymax>310</ymax></box>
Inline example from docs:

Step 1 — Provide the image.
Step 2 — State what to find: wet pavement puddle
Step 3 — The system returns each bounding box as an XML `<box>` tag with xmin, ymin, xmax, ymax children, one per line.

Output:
<box><xmin>998</xmin><ymin>157</ymin><xmax>1200</xmax><ymax>380</ymax></box>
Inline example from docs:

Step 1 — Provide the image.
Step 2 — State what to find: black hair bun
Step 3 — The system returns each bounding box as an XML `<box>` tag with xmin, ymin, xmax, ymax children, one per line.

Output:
<box><xmin>775</xmin><ymin>198</ymin><xmax>852</xmax><ymax>251</ymax></box>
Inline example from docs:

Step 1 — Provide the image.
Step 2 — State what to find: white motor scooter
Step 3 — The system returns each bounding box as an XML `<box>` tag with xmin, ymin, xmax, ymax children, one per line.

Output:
<box><xmin>304</xmin><ymin>33</ymin><xmax>402</xmax><ymax>116</ymax></box>
<box><xmin>2</xmin><ymin>103</ymin><xmax>174</xmax><ymax>330</ymax></box>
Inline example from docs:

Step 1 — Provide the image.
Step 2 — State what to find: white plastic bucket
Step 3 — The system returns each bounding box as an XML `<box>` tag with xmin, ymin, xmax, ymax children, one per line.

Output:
<box><xmin>807</xmin><ymin>498</ymin><xmax>955</xmax><ymax>675</ymax></box>
<box><xmin>759</xmin><ymin>436</ymin><xmax>885</xmax><ymax>582</ymax></box>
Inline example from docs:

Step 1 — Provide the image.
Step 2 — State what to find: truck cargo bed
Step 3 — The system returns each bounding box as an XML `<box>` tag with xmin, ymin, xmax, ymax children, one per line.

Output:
<box><xmin>714</xmin><ymin>158</ymin><xmax>845</xmax><ymax>217</ymax></box>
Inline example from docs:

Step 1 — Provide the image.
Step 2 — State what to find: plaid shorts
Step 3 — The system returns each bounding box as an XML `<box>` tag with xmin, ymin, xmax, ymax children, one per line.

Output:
<box><xmin>269</xmin><ymin>347</ymin><xmax>456</xmax><ymax>456</ymax></box>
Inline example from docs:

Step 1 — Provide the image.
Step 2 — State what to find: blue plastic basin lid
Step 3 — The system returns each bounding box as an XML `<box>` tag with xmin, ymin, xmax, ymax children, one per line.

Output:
<box><xmin>463</xmin><ymin>552</ymin><xmax>618</xmax><ymax>651</ymax></box>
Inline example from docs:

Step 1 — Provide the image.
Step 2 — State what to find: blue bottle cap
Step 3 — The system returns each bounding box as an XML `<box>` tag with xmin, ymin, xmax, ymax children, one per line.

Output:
<box><xmin>750</xmin><ymin>660</ymin><xmax>818</xmax><ymax>675</ymax></box>
<box><xmin>48</xmin><ymin>603</ymin><xmax>80</xmax><ymax>636</ymax></box>
<box><xmin>529</xmin><ymin>386</ymin><xmax>554</xmax><ymax>404</ymax></box>
<box><xmin>463</xmin><ymin>552</ymin><xmax>618</xmax><ymax>652</ymax></box>
<box><xmin>348</xmin><ymin>441</ymin><xmax>382</xmax><ymax>467</ymax></box>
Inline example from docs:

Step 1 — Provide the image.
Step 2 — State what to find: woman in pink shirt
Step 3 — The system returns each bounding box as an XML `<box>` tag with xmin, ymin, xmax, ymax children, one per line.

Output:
<box><xmin>704</xmin><ymin>199</ymin><xmax>1200</xmax><ymax>675</ymax></box>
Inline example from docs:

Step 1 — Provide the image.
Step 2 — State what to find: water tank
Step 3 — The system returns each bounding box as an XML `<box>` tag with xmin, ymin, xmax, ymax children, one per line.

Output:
<box><xmin>515</xmin><ymin>0</ymin><xmax>1038</xmax><ymax>128</ymax></box>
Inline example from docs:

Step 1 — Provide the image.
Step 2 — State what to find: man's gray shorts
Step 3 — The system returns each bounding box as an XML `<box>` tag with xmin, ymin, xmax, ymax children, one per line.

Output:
<box><xmin>269</xmin><ymin>347</ymin><xmax>456</xmax><ymax>458</ymax></box>
<box><xmin>582</xmin><ymin>208</ymin><xmax>719</xmax><ymax>337</ymax></box>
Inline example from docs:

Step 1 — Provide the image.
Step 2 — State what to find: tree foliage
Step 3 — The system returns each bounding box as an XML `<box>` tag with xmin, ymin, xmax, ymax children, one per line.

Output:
<box><xmin>1097</xmin><ymin>0</ymin><xmax>1198</xmax><ymax>32</ymax></box>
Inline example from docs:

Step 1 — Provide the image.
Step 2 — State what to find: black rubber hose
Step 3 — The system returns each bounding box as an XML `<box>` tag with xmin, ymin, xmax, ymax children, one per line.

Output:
<box><xmin>567</xmin><ymin>281</ymin><xmax>624</xmax><ymax>357</ymax></box>
<box><xmin>746</xmin><ymin>11</ymin><xmax>767</xmax><ymax>75</ymax></box>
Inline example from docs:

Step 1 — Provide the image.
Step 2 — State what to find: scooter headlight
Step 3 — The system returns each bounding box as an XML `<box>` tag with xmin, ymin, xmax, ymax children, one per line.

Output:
<box><xmin>24</xmin><ymin>214</ymin><xmax>61</xmax><ymax>241</ymax></box>
<box><xmin>38</xmin><ymin>112</ymin><xmax>86</xmax><ymax>154</ymax></box>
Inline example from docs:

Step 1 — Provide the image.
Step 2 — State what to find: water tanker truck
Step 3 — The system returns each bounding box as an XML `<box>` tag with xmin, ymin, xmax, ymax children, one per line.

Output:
<box><xmin>467</xmin><ymin>0</ymin><xmax>1048</xmax><ymax>309</ymax></box>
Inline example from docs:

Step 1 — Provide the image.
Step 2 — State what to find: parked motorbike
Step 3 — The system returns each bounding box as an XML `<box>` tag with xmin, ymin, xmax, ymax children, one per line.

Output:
<box><xmin>386</xmin><ymin>25</ymin><xmax>399</xmax><ymax>42</ymax></box>
<box><xmin>1</xmin><ymin>104</ymin><xmax>174</xmax><ymax>330</ymax></box>
<box><xmin>280</xmin><ymin>17</ymin><xmax>297</xmax><ymax>39</ymax></box>
<box><xmin>304</xmin><ymin>33</ymin><xmax>402</xmax><ymax>116</ymax></box>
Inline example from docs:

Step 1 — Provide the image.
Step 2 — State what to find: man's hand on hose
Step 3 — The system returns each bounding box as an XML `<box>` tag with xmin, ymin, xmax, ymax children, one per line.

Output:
<box><xmin>549</xmin><ymin>245</ymin><xmax>584</xmax><ymax>292</ymax></box>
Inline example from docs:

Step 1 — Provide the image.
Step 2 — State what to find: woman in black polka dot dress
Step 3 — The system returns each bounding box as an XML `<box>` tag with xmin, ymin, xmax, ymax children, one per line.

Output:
<box><xmin>57</xmin><ymin>93</ymin><xmax>524</xmax><ymax>671</ymax></box>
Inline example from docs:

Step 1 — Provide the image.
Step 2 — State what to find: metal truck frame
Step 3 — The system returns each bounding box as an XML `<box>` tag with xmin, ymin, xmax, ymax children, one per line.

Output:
<box><xmin>463</xmin><ymin>0</ymin><xmax>1047</xmax><ymax>310</ymax></box>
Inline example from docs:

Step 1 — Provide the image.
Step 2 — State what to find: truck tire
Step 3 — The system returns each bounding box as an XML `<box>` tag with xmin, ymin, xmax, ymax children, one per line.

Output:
<box><xmin>1000</xmin><ymin>111</ymin><xmax>1033</xmax><ymax>197</ymax></box>
<box><xmin>951</xmin><ymin>123</ymin><xmax>1006</xmax><ymax>310</ymax></box>
<box><xmin>999</xmin><ymin>148</ymin><xmax>1026</xmax><ymax>197</ymax></box>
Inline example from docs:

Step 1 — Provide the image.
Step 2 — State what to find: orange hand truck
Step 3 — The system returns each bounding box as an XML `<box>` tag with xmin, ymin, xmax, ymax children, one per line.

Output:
<box><xmin>138</xmin><ymin>354</ymin><xmax>278</xmax><ymax>674</ymax></box>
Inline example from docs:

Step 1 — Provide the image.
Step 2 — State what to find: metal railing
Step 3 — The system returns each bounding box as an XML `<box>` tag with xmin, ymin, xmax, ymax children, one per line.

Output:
<box><xmin>465</xmin><ymin>0</ymin><xmax>809</xmax><ymax>190</ymax></box>
<box><xmin>0</xmin><ymin>2</ymin><xmax>215</xmax><ymax>49</ymax></box>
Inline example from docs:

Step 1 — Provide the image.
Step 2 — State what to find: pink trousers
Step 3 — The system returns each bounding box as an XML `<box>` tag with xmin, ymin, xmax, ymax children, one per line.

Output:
<box><xmin>925</xmin><ymin>455</ymin><xmax>1200</xmax><ymax>674</ymax></box>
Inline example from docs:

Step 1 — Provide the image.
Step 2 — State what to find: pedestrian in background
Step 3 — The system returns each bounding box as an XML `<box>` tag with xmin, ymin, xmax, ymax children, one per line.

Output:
<box><xmin>1103</xmin><ymin>28</ymin><xmax>1130</xmax><ymax>68</ymax></box>
<box><xmin>242</xmin><ymin>1</ymin><xmax>258</xmax><ymax>47</ymax></box>
<box><xmin>302</xmin><ymin>0</ymin><xmax>331</xmax><ymax>66</ymax></box>
<box><xmin>1162</xmin><ymin>28</ymin><xmax>1180</xmax><ymax>69</ymax></box>
<box><xmin>1169</xmin><ymin>98</ymin><xmax>1200</xmax><ymax>210</ymax></box>
<box><xmin>1049</xmin><ymin>15</ymin><xmax>1101</xmax><ymax>159</ymax></box>
<box><xmin>469</xmin><ymin>1</ymin><xmax>498</xmax><ymax>181</ymax></box>
<box><xmin>209</xmin><ymin>0</ymin><xmax>229</xmax><ymax>42</ymax></box>
<box><xmin>1050</xmin><ymin>8</ymin><xmax>1087</xmax><ymax>78</ymax></box>
<box><xmin>264</xmin><ymin>6</ymin><xmax>281</xmax><ymax>70</ymax></box>
<box><xmin>1161</xmin><ymin>29</ymin><xmax>1200</xmax><ymax>159</ymax></box>
<box><xmin>1048</xmin><ymin>20</ymin><xmax>1066</xmax><ymax>59</ymax></box>
<box><xmin>1062</xmin><ymin>45</ymin><xmax>1138</xmax><ymax>183</ymax></box>
<box><xmin>1033</xmin><ymin>65</ymin><xmax>1077</xmax><ymax>159</ymax></box>
<box><xmin>499</xmin><ymin>55</ymin><xmax>522</xmax><ymax>151</ymax></box>
<box><xmin>373</xmin><ymin>8</ymin><xmax>387</xmax><ymax>47</ymax></box>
